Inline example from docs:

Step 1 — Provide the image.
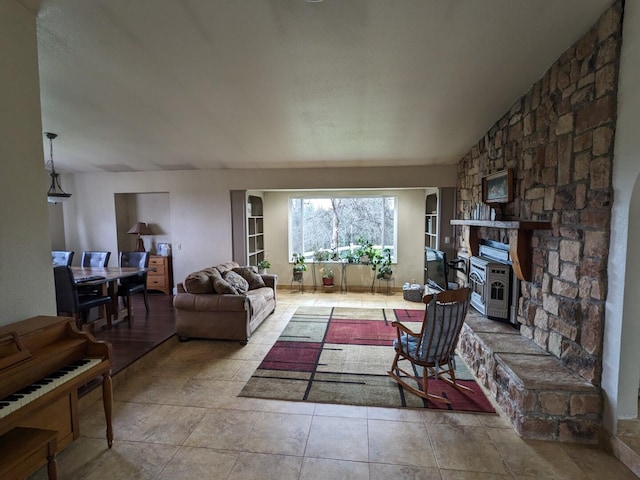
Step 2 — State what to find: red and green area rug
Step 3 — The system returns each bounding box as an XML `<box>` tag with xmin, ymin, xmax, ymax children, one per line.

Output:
<box><xmin>239</xmin><ymin>306</ymin><xmax>495</xmax><ymax>413</ymax></box>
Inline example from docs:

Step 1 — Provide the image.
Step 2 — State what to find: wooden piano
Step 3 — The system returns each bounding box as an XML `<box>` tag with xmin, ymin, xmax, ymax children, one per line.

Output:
<box><xmin>0</xmin><ymin>315</ymin><xmax>113</xmax><ymax>460</ymax></box>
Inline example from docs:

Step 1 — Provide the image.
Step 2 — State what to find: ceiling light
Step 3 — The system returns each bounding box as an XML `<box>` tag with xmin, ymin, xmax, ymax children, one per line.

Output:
<box><xmin>45</xmin><ymin>132</ymin><xmax>72</xmax><ymax>204</ymax></box>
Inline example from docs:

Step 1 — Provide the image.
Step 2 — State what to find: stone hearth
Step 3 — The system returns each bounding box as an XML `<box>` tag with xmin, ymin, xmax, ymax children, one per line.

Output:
<box><xmin>458</xmin><ymin>310</ymin><xmax>602</xmax><ymax>442</ymax></box>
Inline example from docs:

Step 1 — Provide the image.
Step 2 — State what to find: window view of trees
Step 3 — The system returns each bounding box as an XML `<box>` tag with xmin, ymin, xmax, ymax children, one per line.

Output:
<box><xmin>289</xmin><ymin>196</ymin><xmax>397</xmax><ymax>261</ymax></box>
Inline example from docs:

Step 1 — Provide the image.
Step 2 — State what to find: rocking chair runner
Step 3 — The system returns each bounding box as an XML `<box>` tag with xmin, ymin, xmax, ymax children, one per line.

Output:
<box><xmin>388</xmin><ymin>287</ymin><xmax>472</xmax><ymax>404</ymax></box>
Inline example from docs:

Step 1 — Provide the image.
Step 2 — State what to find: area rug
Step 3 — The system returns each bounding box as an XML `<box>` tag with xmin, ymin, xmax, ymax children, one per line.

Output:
<box><xmin>239</xmin><ymin>306</ymin><xmax>495</xmax><ymax>413</ymax></box>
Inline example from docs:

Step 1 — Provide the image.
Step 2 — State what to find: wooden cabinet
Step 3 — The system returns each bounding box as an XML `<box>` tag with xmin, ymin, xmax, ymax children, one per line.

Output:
<box><xmin>146</xmin><ymin>255</ymin><xmax>173</xmax><ymax>294</ymax></box>
<box><xmin>231</xmin><ymin>191</ymin><xmax>265</xmax><ymax>267</ymax></box>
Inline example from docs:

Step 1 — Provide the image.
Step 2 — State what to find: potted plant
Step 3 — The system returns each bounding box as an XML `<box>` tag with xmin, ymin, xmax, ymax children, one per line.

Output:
<box><xmin>355</xmin><ymin>236</ymin><xmax>377</xmax><ymax>264</ymax></box>
<box><xmin>313</xmin><ymin>249</ymin><xmax>331</xmax><ymax>262</ymax></box>
<box><xmin>376</xmin><ymin>248</ymin><xmax>393</xmax><ymax>280</ymax></box>
<box><xmin>342</xmin><ymin>251</ymin><xmax>358</xmax><ymax>264</ymax></box>
<box><xmin>257</xmin><ymin>259</ymin><xmax>271</xmax><ymax>274</ymax></box>
<box><xmin>292</xmin><ymin>252</ymin><xmax>307</xmax><ymax>281</ymax></box>
<box><xmin>320</xmin><ymin>266</ymin><xmax>335</xmax><ymax>286</ymax></box>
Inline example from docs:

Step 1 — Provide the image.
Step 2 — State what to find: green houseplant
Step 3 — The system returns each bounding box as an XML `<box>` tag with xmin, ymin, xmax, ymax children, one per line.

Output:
<box><xmin>292</xmin><ymin>253</ymin><xmax>307</xmax><ymax>281</ymax></box>
<box><xmin>376</xmin><ymin>248</ymin><xmax>393</xmax><ymax>280</ymax></box>
<box><xmin>355</xmin><ymin>236</ymin><xmax>379</xmax><ymax>264</ymax></box>
<box><xmin>313</xmin><ymin>249</ymin><xmax>331</xmax><ymax>262</ymax></box>
<box><xmin>342</xmin><ymin>251</ymin><xmax>359</xmax><ymax>264</ymax></box>
<box><xmin>257</xmin><ymin>259</ymin><xmax>271</xmax><ymax>274</ymax></box>
<box><xmin>320</xmin><ymin>266</ymin><xmax>335</xmax><ymax>286</ymax></box>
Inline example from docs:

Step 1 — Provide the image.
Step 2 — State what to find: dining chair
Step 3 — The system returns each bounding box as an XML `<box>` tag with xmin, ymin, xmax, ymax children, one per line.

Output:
<box><xmin>388</xmin><ymin>287</ymin><xmax>472</xmax><ymax>404</ymax></box>
<box><xmin>118</xmin><ymin>251</ymin><xmax>150</xmax><ymax>321</ymax></box>
<box><xmin>78</xmin><ymin>251</ymin><xmax>111</xmax><ymax>296</ymax></box>
<box><xmin>53</xmin><ymin>266</ymin><xmax>112</xmax><ymax>328</ymax></box>
<box><xmin>52</xmin><ymin>250</ymin><xmax>74</xmax><ymax>267</ymax></box>
<box><xmin>81</xmin><ymin>251</ymin><xmax>111</xmax><ymax>267</ymax></box>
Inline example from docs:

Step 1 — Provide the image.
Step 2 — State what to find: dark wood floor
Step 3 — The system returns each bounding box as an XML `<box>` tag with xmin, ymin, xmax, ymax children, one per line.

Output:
<box><xmin>91</xmin><ymin>291</ymin><xmax>176</xmax><ymax>376</ymax></box>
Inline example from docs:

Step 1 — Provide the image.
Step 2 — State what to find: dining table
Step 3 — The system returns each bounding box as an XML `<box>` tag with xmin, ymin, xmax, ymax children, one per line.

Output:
<box><xmin>72</xmin><ymin>266</ymin><xmax>149</xmax><ymax>327</ymax></box>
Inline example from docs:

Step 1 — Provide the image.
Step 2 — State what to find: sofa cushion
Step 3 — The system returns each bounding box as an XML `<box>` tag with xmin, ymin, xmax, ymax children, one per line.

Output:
<box><xmin>223</xmin><ymin>270</ymin><xmax>250</xmax><ymax>293</ymax></box>
<box><xmin>184</xmin><ymin>270</ymin><xmax>215</xmax><ymax>294</ymax></box>
<box><xmin>215</xmin><ymin>262</ymin><xmax>241</xmax><ymax>274</ymax></box>
<box><xmin>233</xmin><ymin>267</ymin><xmax>266</xmax><ymax>290</ymax></box>
<box><xmin>212</xmin><ymin>275</ymin><xmax>239</xmax><ymax>295</ymax></box>
<box><xmin>246</xmin><ymin>286</ymin><xmax>273</xmax><ymax>315</ymax></box>
<box><xmin>202</xmin><ymin>267</ymin><xmax>222</xmax><ymax>278</ymax></box>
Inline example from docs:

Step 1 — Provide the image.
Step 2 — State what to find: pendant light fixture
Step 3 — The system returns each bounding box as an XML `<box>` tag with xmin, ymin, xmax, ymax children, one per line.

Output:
<box><xmin>45</xmin><ymin>132</ymin><xmax>72</xmax><ymax>203</ymax></box>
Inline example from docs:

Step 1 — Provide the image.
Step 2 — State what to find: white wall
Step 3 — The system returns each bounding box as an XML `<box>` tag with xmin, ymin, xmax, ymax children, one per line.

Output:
<box><xmin>264</xmin><ymin>189</ymin><xmax>427</xmax><ymax>288</ymax></box>
<box><xmin>114</xmin><ymin>192</ymin><xmax>171</xmax><ymax>255</ymax></box>
<box><xmin>0</xmin><ymin>1</ymin><xmax>56</xmax><ymax>325</ymax></box>
<box><xmin>48</xmin><ymin>204</ymin><xmax>66</xmax><ymax>250</ymax></box>
<box><xmin>602</xmin><ymin>0</ymin><xmax>640</xmax><ymax>430</ymax></box>
<box><xmin>56</xmin><ymin>165</ymin><xmax>456</xmax><ymax>293</ymax></box>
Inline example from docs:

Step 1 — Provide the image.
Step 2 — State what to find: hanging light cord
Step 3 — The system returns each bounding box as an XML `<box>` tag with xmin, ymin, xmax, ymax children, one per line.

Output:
<box><xmin>46</xmin><ymin>132</ymin><xmax>58</xmax><ymax>173</ymax></box>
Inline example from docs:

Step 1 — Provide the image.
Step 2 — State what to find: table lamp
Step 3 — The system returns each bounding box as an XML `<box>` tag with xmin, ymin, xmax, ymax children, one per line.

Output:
<box><xmin>127</xmin><ymin>222</ymin><xmax>152</xmax><ymax>252</ymax></box>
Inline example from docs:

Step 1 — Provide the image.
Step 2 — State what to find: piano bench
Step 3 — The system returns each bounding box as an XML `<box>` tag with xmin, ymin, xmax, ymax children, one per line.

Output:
<box><xmin>0</xmin><ymin>427</ymin><xmax>58</xmax><ymax>480</ymax></box>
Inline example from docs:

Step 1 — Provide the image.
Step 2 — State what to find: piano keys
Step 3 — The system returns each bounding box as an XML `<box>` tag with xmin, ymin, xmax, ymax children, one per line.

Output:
<box><xmin>0</xmin><ymin>315</ymin><xmax>113</xmax><ymax>454</ymax></box>
<box><xmin>0</xmin><ymin>358</ymin><xmax>102</xmax><ymax>419</ymax></box>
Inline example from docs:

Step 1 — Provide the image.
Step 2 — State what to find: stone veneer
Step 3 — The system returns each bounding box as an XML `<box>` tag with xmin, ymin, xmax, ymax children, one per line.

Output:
<box><xmin>459</xmin><ymin>312</ymin><xmax>602</xmax><ymax>441</ymax></box>
<box><xmin>455</xmin><ymin>2</ymin><xmax>623</xmax><ymax>440</ymax></box>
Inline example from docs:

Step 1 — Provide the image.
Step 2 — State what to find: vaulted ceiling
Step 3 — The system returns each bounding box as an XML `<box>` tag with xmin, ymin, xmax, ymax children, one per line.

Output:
<box><xmin>28</xmin><ymin>0</ymin><xmax>613</xmax><ymax>173</ymax></box>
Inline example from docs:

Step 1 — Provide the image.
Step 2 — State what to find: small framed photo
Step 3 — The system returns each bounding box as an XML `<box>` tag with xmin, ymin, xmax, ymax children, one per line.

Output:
<box><xmin>157</xmin><ymin>243</ymin><xmax>170</xmax><ymax>256</ymax></box>
<box><xmin>482</xmin><ymin>169</ymin><xmax>514</xmax><ymax>204</ymax></box>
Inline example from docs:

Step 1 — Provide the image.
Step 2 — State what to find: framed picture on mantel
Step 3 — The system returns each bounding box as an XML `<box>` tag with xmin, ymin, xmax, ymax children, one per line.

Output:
<box><xmin>482</xmin><ymin>169</ymin><xmax>514</xmax><ymax>204</ymax></box>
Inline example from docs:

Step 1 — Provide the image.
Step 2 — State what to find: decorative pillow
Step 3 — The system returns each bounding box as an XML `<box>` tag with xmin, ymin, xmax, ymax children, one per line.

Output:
<box><xmin>223</xmin><ymin>270</ymin><xmax>250</xmax><ymax>294</ymax></box>
<box><xmin>202</xmin><ymin>267</ymin><xmax>222</xmax><ymax>278</ymax></box>
<box><xmin>233</xmin><ymin>267</ymin><xmax>266</xmax><ymax>290</ymax></box>
<box><xmin>202</xmin><ymin>267</ymin><xmax>222</xmax><ymax>283</ymax></box>
<box><xmin>184</xmin><ymin>270</ymin><xmax>215</xmax><ymax>294</ymax></box>
<box><xmin>215</xmin><ymin>262</ymin><xmax>240</xmax><ymax>275</ymax></box>
<box><xmin>212</xmin><ymin>275</ymin><xmax>239</xmax><ymax>295</ymax></box>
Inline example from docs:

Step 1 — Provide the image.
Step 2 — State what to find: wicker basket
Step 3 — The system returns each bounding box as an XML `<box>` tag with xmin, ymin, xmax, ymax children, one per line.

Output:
<box><xmin>402</xmin><ymin>284</ymin><xmax>424</xmax><ymax>302</ymax></box>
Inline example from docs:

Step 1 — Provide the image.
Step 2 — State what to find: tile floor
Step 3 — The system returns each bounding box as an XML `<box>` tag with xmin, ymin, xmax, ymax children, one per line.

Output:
<box><xmin>31</xmin><ymin>290</ymin><xmax>637</xmax><ymax>479</ymax></box>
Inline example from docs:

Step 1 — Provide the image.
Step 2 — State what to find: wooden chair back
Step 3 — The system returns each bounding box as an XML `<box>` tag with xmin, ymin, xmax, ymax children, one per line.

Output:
<box><xmin>417</xmin><ymin>288</ymin><xmax>471</xmax><ymax>367</ymax></box>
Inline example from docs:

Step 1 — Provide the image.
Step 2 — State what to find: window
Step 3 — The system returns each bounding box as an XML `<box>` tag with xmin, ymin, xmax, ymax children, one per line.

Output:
<box><xmin>289</xmin><ymin>195</ymin><xmax>397</xmax><ymax>261</ymax></box>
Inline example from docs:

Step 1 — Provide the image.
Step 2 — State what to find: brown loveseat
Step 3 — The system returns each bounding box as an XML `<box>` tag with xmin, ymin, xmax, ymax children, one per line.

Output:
<box><xmin>173</xmin><ymin>261</ymin><xmax>277</xmax><ymax>343</ymax></box>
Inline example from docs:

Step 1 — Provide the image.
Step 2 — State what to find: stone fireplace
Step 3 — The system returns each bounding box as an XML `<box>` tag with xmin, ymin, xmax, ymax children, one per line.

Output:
<box><xmin>451</xmin><ymin>2</ymin><xmax>622</xmax><ymax>441</ymax></box>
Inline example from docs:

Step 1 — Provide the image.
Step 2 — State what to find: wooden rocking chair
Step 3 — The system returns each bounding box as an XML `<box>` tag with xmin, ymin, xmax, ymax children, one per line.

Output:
<box><xmin>388</xmin><ymin>287</ymin><xmax>472</xmax><ymax>404</ymax></box>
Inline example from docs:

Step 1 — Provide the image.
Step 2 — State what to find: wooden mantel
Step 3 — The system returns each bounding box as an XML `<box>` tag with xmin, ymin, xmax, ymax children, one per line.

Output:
<box><xmin>450</xmin><ymin>219</ymin><xmax>552</xmax><ymax>282</ymax></box>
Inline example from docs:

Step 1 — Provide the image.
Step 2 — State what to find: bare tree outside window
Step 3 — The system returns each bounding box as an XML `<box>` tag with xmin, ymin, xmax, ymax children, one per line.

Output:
<box><xmin>289</xmin><ymin>196</ymin><xmax>397</xmax><ymax>261</ymax></box>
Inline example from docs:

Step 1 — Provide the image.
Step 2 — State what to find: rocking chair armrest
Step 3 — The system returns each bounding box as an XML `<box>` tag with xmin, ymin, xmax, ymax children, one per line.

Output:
<box><xmin>391</xmin><ymin>321</ymin><xmax>420</xmax><ymax>337</ymax></box>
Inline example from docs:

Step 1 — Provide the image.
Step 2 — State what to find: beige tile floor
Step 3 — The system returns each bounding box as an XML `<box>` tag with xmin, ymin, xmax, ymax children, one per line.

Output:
<box><xmin>31</xmin><ymin>289</ymin><xmax>637</xmax><ymax>479</ymax></box>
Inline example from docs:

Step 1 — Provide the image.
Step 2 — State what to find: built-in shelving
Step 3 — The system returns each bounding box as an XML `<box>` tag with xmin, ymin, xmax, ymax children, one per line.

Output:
<box><xmin>246</xmin><ymin>195</ymin><xmax>264</xmax><ymax>266</ymax></box>
<box><xmin>423</xmin><ymin>189</ymin><xmax>456</xmax><ymax>285</ymax></box>
<box><xmin>425</xmin><ymin>193</ymin><xmax>437</xmax><ymax>249</ymax></box>
<box><xmin>450</xmin><ymin>219</ymin><xmax>552</xmax><ymax>281</ymax></box>
<box><xmin>231</xmin><ymin>191</ymin><xmax>266</xmax><ymax>267</ymax></box>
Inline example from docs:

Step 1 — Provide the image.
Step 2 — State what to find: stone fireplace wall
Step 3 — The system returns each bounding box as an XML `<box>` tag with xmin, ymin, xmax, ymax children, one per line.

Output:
<box><xmin>455</xmin><ymin>2</ymin><xmax>623</xmax><ymax>386</ymax></box>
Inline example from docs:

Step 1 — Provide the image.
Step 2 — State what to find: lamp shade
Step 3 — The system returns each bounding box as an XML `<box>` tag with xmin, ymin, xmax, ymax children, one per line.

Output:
<box><xmin>127</xmin><ymin>222</ymin><xmax>152</xmax><ymax>235</ymax></box>
<box><xmin>127</xmin><ymin>222</ymin><xmax>151</xmax><ymax>252</ymax></box>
